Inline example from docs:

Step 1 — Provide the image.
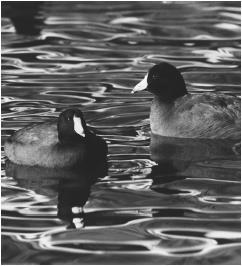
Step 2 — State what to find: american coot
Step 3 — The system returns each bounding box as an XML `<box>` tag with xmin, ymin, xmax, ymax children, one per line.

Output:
<box><xmin>132</xmin><ymin>62</ymin><xmax>241</xmax><ymax>139</ymax></box>
<box><xmin>4</xmin><ymin>109</ymin><xmax>108</xmax><ymax>168</ymax></box>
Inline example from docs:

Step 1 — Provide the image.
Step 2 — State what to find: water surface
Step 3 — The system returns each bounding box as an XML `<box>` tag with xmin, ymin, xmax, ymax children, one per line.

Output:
<box><xmin>1</xmin><ymin>1</ymin><xmax>241</xmax><ymax>264</ymax></box>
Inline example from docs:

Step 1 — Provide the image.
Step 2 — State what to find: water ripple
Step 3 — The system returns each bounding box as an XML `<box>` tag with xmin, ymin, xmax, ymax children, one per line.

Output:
<box><xmin>1</xmin><ymin>1</ymin><xmax>241</xmax><ymax>265</ymax></box>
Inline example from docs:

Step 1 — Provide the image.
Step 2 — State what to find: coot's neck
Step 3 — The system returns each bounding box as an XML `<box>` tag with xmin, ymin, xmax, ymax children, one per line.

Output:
<box><xmin>58</xmin><ymin>130</ymin><xmax>93</xmax><ymax>146</ymax></box>
<box><xmin>153</xmin><ymin>89</ymin><xmax>188</xmax><ymax>104</ymax></box>
<box><xmin>152</xmin><ymin>95</ymin><xmax>174</xmax><ymax>113</ymax></box>
<box><xmin>58</xmin><ymin>134</ymin><xmax>83</xmax><ymax>145</ymax></box>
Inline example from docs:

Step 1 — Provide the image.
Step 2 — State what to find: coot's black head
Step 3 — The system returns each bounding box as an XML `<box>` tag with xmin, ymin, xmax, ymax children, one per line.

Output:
<box><xmin>132</xmin><ymin>62</ymin><xmax>187</xmax><ymax>102</ymax></box>
<box><xmin>57</xmin><ymin>109</ymin><xmax>88</xmax><ymax>144</ymax></box>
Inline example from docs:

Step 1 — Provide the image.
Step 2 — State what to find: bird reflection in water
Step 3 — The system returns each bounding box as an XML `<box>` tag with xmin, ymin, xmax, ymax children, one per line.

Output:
<box><xmin>149</xmin><ymin>133</ymin><xmax>240</xmax><ymax>184</ymax></box>
<box><xmin>5</xmin><ymin>160</ymin><xmax>108</xmax><ymax>229</ymax></box>
<box><xmin>2</xmin><ymin>1</ymin><xmax>45</xmax><ymax>35</ymax></box>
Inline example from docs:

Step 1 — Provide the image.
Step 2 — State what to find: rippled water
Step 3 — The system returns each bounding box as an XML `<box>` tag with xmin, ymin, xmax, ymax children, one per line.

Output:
<box><xmin>1</xmin><ymin>1</ymin><xmax>241</xmax><ymax>264</ymax></box>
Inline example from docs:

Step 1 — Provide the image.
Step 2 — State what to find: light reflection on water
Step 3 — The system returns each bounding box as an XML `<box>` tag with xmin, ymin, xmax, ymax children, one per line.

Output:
<box><xmin>1</xmin><ymin>1</ymin><xmax>241</xmax><ymax>265</ymax></box>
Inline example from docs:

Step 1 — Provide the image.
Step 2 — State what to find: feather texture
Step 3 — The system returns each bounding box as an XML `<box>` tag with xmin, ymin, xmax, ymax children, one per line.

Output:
<box><xmin>150</xmin><ymin>93</ymin><xmax>240</xmax><ymax>139</ymax></box>
<box><xmin>4</xmin><ymin>122</ymin><xmax>107</xmax><ymax>168</ymax></box>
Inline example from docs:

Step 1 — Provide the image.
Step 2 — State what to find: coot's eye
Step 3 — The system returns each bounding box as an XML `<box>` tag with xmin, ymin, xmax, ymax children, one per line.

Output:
<box><xmin>152</xmin><ymin>74</ymin><xmax>160</xmax><ymax>80</ymax></box>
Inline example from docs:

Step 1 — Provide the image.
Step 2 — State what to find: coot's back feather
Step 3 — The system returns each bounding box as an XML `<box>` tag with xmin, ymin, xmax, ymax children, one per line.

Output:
<box><xmin>11</xmin><ymin>122</ymin><xmax>58</xmax><ymax>145</ymax></box>
<box><xmin>151</xmin><ymin>93</ymin><xmax>240</xmax><ymax>139</ymax></box>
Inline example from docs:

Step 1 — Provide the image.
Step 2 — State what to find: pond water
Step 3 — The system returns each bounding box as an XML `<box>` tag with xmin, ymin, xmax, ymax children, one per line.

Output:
<box><xmin>1</xmin><ymin>1</ymin><xmax>241</xmax><ymax>265</ymax></box>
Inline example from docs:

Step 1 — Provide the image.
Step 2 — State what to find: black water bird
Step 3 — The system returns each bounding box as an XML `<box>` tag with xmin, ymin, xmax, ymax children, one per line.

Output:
<box><xmin>132</xmin><ymin>62</ymin><xmax>240</xmax><ymax>139</ymax></box>
<box><xmin>4</xmin><ymin>109</ymin><xmax>108</xmax><ymax>168</ymax></box>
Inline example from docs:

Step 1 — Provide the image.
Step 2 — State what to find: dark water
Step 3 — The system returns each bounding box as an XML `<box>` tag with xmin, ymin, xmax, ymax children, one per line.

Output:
<box><xmin>1</xmin><ymin>1</ymin><xmax>241</xmax><ymax>265</ymax></box>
